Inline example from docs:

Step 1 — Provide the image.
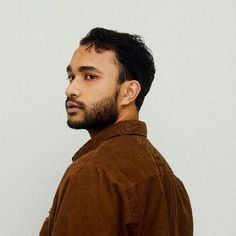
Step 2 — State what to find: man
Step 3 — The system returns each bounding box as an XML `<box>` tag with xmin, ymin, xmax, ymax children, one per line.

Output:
<box><xmin>40</xmin><ymin>27</ymin><xmax>193</xmax><ymax>235</ymax></box>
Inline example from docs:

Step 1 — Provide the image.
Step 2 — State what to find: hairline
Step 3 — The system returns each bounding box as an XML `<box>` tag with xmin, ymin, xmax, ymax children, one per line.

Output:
<box><xmin>80</xmin><ymin>42</ymin><xmax>131</xmax><ymax>84</ymax></box>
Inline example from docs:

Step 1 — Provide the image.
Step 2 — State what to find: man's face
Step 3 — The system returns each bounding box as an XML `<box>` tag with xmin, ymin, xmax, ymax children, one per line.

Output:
<box><xmin>65</xmin><ymin>45</ymin><xmax>121</xmax><ymax>131</ymax></box>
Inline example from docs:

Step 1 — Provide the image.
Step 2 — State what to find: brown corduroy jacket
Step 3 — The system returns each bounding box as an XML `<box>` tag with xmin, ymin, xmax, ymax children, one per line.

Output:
<box><xmin>40</xmin><ymin>120</ymin><xmax>193</xmax><ymax>235</ymax></box>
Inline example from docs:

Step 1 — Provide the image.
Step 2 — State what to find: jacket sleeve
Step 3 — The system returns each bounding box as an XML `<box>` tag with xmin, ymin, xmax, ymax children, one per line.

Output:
<box><xmin>48</xmin><ymin>163</ymin><xmax>128</xmax><ymax>236</ymax></box>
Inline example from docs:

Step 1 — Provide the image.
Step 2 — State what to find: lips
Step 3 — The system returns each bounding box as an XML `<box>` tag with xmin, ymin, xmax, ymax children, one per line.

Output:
<box><xmin>66</xmin><ymin>101</ymin><xmax>83</xmax><ymax>114</ymax></box>
<box><xmin>66</xmin><ymin>99</ymin><xmax>86</xmax><ymax>115</ymax></box>
<box><xmin>66</xmin><ymin>101</ymin><xmax>79</xmax><ymax>109</ymax></box>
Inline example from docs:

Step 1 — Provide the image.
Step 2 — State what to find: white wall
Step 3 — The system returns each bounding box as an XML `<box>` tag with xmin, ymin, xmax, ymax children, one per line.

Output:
<box><xmin>0</xmin><ymin>1</ymin><xmax>235</xmax><ymax>235</ymax></box>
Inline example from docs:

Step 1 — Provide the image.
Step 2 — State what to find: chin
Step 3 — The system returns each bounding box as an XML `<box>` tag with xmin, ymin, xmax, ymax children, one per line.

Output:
<box><xmin>67</xmin><ymin>119</ymin><xmax>84</xmax><ymax>130</ymax></box>
<box><xmin>67</xmin><ymin>113</ymin><xmax>83</xmax><ymax>121</ymax></box>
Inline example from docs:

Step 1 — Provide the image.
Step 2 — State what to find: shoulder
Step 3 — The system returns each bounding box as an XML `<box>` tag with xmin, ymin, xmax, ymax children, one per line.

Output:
<box><xmin>92</xmin><ymin>135</ymin><xmax>159</xmax><ymax>189</ymax></box>
<box><xmin>63</xmin><ymin>135</ymin><xmax>161</xmax><ymax>191</ymax></box>
<box><xmin>54</xmin><ymin>159</ymin><xmax>118</xmax><ymax>206</ymax></box>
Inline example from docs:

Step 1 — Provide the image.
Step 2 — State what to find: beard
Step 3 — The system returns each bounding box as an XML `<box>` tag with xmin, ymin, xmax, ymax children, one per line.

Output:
<box><xmin>66</xmin><ymin>87</ymin><xmax>120</xmax><ymax>131</ymax></box>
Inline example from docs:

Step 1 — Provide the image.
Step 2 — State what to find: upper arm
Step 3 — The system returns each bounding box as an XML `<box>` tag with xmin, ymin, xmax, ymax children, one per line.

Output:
<box><xmin>50</xmin><ymin>164</ymin><xmax>127</xmax><ymax>236</ymax></box>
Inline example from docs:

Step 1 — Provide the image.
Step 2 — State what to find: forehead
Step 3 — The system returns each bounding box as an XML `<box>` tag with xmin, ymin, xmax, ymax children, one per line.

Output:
<box><xmin>69</xmin><ymin>45</ymin><xmax>119</xmax><ymax>74</ymax></box>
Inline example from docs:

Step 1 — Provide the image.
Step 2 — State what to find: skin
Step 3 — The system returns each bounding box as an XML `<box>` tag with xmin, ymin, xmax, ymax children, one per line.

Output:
<box><xmin>65</xmin><ymin>44</ymin><xmax>141</xmax><ymax>138</ymax></box>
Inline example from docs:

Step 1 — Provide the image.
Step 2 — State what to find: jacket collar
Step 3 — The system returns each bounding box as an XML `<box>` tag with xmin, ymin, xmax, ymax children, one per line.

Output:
<box><xmin>72</xmin><ymin>120</ymin><xmax>147</xmax><ymax>162</ymax></box>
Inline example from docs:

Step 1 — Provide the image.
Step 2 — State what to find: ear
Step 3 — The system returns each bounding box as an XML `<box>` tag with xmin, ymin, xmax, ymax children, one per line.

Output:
<box><xmin>120</xmin><ymin>80</ymin><xmax>141</xmax><ymax>106</ymax></box>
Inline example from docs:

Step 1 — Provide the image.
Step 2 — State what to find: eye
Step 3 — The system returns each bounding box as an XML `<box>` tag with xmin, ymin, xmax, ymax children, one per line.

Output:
<box><xmin>85</xmin><ymin>74</ymin><xmax>97</xmax><ymax>80</ymax></box>
<box><xmin>66</xmin><ymin>75</ymin><xmax>74</xmax><ymax>82</ymax></box>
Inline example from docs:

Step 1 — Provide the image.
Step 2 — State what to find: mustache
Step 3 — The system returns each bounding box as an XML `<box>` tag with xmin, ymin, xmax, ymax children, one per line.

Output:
<box><xmin>65</xmin><ymin>97</ymin><xmax>86</xmax><ymax>110</ymax></box>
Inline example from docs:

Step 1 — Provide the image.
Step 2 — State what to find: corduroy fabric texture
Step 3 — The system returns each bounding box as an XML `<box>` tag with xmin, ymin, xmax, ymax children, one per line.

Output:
<box><xmin>40</xmin><ymin>120</ymin><xmax>193</xmax><ymax>236</ymax></box>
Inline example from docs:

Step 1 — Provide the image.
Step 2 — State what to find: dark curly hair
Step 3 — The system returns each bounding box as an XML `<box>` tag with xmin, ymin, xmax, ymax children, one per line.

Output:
<box><xmin>80</xmin><ymin>27</ymin><xmax>156</xmax><ymax>111</ymax></box>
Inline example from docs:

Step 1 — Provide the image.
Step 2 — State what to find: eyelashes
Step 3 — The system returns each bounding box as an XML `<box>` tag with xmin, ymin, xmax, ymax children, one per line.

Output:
<box><xmin>66</xmin><ymin>75</ymin><xmax>74</xmax><ymax>82</ymax></box>
<box><xmin>66</xmin><ymin>74</ymin><xmax>98</xmax><ymax>82</ymax></box>
<box><xmin>85</xmin><ymin>74</ymin><xmax>97</xmax><ymax>80</ymax></box>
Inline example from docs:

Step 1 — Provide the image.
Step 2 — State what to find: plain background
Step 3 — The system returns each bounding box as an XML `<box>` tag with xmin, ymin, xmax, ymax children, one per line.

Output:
<box><xmin>0</xmin><ymin>1</ymin><xmax>235</xmax><ymax>235</ymax></box>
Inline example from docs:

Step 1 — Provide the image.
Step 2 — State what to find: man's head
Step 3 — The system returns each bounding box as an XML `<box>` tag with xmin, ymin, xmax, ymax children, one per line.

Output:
<box><xmin>65</xmin><ymin>27</ymin><xmax>155</xmax><ymax>132</ymax></box>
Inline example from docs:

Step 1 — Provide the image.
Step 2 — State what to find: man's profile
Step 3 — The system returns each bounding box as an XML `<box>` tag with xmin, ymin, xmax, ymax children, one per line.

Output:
<box><xmin>40</xmin><ymin>27</ymin><xmax>193</xmax><ymax>235</ymax></box>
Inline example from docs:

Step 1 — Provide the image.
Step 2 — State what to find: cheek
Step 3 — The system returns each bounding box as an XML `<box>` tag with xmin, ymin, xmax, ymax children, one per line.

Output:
<box><xmin>86</xmin><ymin>86</ymin><xmax>116</xmax><ymax>103</ymax></box>
<box><xmin>83</xmin><ymin>94</ymin><xmax>102</xmax><ymax>108</ymax></box>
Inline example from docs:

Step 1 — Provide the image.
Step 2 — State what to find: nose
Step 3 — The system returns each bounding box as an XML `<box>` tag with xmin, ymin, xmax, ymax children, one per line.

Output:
<box><xmin>65</xmin><ymin>79</ymin><xmax>81</xmax><ymax>98</ymax></box>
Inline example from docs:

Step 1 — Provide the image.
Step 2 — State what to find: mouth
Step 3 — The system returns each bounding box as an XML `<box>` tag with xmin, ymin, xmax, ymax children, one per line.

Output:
<box><xmin>66</xmin><ymin>101</ymin><xmax>82</xmax><ymax>114</ymax></box>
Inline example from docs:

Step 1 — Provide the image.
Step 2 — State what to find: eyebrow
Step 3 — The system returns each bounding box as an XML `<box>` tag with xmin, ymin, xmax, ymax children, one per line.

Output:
<box><xmin>66</xmin><ymin>65</ymin><xmax>102</xmax><ymax>74</ymax></box>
